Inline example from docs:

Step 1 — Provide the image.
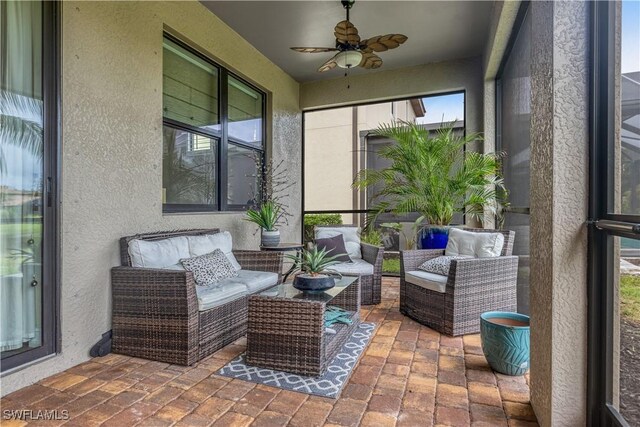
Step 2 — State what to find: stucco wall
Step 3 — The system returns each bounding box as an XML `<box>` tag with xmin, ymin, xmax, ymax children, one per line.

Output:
<box><xmin>1</xmin><ymin>0</ymin><xmax>301</xmax><ymax>395</ymax></box>
<box><xmin>300</xmin><ymin>57</ymin><xmax>484</xmax><ymax>141</ymax></box>
<box><xmin>529</xmin><ymin>1</ymin><xmax>589</xmax><ymax>425</ymax></box>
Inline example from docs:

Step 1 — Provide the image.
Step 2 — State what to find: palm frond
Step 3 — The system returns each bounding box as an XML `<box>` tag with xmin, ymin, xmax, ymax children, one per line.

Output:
<box><xmin>353</xmin><ymin>120</ymin><xmax>507</xmax><ymax>227</ymax></box>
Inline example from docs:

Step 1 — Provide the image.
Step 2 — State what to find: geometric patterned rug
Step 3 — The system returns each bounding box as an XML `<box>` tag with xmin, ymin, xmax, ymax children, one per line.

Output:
<box><xmin>216</xmin><ymin>322</ymin><xmax>376</xmax><ymax>398</ymax></box>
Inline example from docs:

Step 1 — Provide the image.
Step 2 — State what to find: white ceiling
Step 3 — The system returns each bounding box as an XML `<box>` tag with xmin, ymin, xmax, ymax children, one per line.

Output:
<box><xmin>203</xmin><ymin>1</ymin><xmax>495</xmax><ymax>83</ymax></box>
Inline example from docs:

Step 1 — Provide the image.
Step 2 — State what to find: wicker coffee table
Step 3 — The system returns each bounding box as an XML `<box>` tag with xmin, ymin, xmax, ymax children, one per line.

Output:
<box><xmin>246</xmin><ymin>276</ymin><xmax>360</xmax><ymax>376</ymax></box>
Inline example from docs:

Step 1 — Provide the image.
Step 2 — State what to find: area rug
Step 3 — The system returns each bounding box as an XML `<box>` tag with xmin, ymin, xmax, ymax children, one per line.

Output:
<box><xmin>216</xmin><ymin>322</ymin><xmax>376</xmax><ymax>398</ymax></box>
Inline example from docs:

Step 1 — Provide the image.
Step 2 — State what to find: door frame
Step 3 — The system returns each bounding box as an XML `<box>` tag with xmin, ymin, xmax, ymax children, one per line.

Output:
<box><xmin>1</xmin><ymin>0</ymin><xmax>61</xmax><ymax>373</ymax></box>
<box><xmin>587</xmin><ymin>1</ymin><xmax>639</xmax><ymax>425</ymax></box>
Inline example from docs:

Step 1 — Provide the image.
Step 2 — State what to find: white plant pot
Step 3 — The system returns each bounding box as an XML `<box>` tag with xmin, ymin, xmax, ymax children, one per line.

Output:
<box><xmin>261</xmin><ymin>229</ymin><xmax>280</xmax><ymax>247</ymax></box>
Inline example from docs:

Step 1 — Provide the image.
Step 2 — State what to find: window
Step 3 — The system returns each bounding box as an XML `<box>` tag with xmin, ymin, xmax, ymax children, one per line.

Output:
<box><xmin>162</xmin><ymin>35</ymin><xmax>265</xmax><ymax>212</ymax></box>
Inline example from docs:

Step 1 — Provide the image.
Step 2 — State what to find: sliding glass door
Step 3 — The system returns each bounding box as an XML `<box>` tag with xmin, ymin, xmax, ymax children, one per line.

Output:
<box><xmin>0</xmin><ymin>0</ymin><xmax>59</xmax><ymax>371</ymax></box>
<box><xmin>589</xmin><ymin>1</ymin><xmax>640</xmax><ymax>426</ymax></box>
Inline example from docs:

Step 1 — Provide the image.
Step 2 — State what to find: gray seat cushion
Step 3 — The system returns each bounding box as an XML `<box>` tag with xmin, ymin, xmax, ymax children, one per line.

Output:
<box><xmin>405</xmin><ymin>270</ymin><xmax>448</xmax><ymax>293</ymax></box>
<box><xmin>218</xmin><ymin>269</ymin><xmax>279</xmax><ymax>293</ymax></box>
<box><xmin>196</xmin><ymin>283</ymin><xmax>247</xmax><ymax>311</ymax></box>
<box><xmin>330</xmin><ymin>258</ymin><xmax>374</xmax><ymax>275</ymax></box>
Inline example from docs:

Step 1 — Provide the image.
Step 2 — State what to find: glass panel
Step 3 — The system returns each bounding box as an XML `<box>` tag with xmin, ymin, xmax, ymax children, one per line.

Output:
<box><xmin>616</xmin><ymin>1</ymin><xmax>640</xmax><ymax>215</ymax></box>
<box><xmin>416</xmin><ymin>93</ymin><xmax>465</xmax><ymax>126</ymax></box>
<box><xmin>259</xmin><ymin>276</ymin><xmax>358</xmax><ymax>302</ymax></box>
<box><xmin>227</xmin><ymin>144</ymin><xmax>261</xmax><ymax>207</ymax></box>
<box><xmin>613</xmin><ymin>236</ymin><xmax>640</xmax><ymax>424</ymax></box>
<box><xmin>163</xmin><ymin>37</ymin><xmax>220</xmax><ymax>133</ymax></box>
<box><xmin>228</xmin><ymin>76</ymin><xmax>263</xmax><ymax>145</ymax></box>
<box><xmin>162</xmin><ymin>126</ymin><xmax>217</xmax><ymax>207</ymax></box>
<box><xmin>0</xmin><ymin>0</ymin><xmax>44</xmax><ymax>358</ymax></box>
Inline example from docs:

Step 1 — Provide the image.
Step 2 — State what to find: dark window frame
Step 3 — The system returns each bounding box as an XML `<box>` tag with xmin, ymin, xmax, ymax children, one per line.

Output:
<box><xmin>1</xmin><ymin>0</ymin><xmax>61</xmax><ymax>373</ymax></box>
<box><xmin>162</xmin><ymin>33</ymin><xmax>266</xmax><ymax>213</ymax></box>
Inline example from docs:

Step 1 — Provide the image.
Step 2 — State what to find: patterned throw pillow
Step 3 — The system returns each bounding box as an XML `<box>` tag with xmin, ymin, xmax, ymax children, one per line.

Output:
<box><xmin>180</xmin><ymin>249</ymin><xmax>238</xmax><ymax>286</ymax></box>
<box><xmin>418</xmin><ymin>255</ymin><xmax>472</xmax><ymax>276</ymax></box>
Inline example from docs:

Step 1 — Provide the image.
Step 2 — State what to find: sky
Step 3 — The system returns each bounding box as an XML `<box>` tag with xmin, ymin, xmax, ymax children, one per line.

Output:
<box><xmin>416</xmin><ymin>92</ymin><xmax>465</xmax><ymax>125</ymax></box>
<box><xmin>622</xmin><ymin>0</ymin><xmax>640</xmax><ymax>74</ymax></box>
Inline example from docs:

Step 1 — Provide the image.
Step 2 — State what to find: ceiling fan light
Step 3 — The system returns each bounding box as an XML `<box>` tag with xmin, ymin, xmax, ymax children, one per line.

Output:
<box><xmin>335</xmin><ymin>50</ymin><xmax>362</xmax><ymax>68</ymax></box>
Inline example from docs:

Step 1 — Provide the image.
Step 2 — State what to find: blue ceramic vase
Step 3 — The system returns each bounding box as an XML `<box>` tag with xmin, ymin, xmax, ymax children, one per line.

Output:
<box><xmin>480</xmin><ymin>311</ymin><xmax>530</xmax><ymax>376</ymax></box>
<box><xmin>418</xmin><ymin>225</ymin><xmax>451</xmax><ymax>249</ymax></box>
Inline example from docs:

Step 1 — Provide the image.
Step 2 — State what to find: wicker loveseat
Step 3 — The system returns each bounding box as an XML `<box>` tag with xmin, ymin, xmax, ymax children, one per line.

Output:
<box><xmin>314</xmin><ymin>225</ymin><xmax>384</xmax><ymax>305</ymax></box>
<box><xmin>400</xmin><ymin>228</ymin><xmax>518</xmax><ymax>336</ymax></box>
<box><xmin>111</xmin><ymin>229</ymin><xmax>283</xmax><ymax>365</ymax></box>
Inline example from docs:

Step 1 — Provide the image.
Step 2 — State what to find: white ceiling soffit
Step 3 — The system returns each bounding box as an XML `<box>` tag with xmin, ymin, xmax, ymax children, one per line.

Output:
<box><xmin>202</xmin><ymin>1</ymin><xmax>494</xmax><ymax>83</ymax></box>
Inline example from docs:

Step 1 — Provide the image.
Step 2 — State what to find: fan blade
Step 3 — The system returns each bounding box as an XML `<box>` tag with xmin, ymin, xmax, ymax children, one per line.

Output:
<box><xmin>334</xmin><ymin>20</ymin><xmax>361</xmax><ymax>45</ymax></box>
<box><xmin>318</xmin><ymin>55</ymin><xmax>338</xmax><ymax>72</ymax></box>
<box><xmin>290</xmin><ymin>47</ymin><xmax>340</xmax><ymax>53</ymax></box>
<box><xmin>362</xmin><ymin>34</ymin><xmax>408</xmax><ymax>52</ymax></box>
<box><xmin>359</xmin><ymin>52</ymin><xmax>383</xmax><ymax>69</ymax></box>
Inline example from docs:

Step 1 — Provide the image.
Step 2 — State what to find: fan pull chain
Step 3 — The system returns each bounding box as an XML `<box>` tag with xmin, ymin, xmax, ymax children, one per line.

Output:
<box><xmin>345</xmin><ymin>66</ymin><xmax>351</xmax><ymax>89</ymax></box>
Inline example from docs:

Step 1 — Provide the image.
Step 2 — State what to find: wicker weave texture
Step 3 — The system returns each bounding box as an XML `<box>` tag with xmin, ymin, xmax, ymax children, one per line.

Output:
<box><xmin>400</xmin><ymin>229</ymin><xmax>518</xmax><ymax>336</ymax></box>
<box><xmin>246</xmin><ymin>278</ymin><xmax>361</xmax><ymax>376</ymax></box>
<box><xmin>112</xmin><ymin>229</ymin><xmax>283</xmax><ymax>365</ymax></box>
<box><xmin>314</xmin><ymin>226</ymin><xmax>384</xmax><ymax>306</ymax></box>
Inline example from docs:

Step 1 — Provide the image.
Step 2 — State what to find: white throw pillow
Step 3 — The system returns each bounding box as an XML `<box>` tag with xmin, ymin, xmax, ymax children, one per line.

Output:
<box><xmin>186</xmin><ymin>232</ymin><xmax>241</xmax><ymax>271</ymax></box>
<box><xmin>418</xmin><ymin>255</ymin><xmax>473</xmax><ymax>276</ymax></box>
<box><xmin>180</xmin><ymin>249</ymin><xmax>238</xmax><ymax>286</ymax></box>
<box><xmin>445</xmin><ymin>228</ymin><xmax>505</xmax><ymax>258</ymax></box>
<box><xmin>315</xmin><ymin>227</ymin><xmax>362</xmax><ymax>259</ymax></box>
<box><xmin>128</xmin><ymin>236</ymin><xmax>190</xmax><ymax>268</ymax></box>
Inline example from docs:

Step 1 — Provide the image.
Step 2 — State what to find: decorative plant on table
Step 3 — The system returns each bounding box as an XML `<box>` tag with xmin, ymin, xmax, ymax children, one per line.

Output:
<box><xmin>353</xmin><ymin>121</ymin><xmax>509</xmax><ymax>249</ymax></box>
<box><xmin>286</xmin><ymin>245</ymin><xmax>344</xmax><ymax>292</ymax></box>
<box><xmin>245</xmin><ymin>200</ymin><xmax>283</xmax><ymax>247</ymax></box>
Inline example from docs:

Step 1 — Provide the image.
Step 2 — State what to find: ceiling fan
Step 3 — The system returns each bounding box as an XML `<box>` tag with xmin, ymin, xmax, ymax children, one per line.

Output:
<box><xmin>290</xmin><ymin>0</ymin><xmax>408</xmax><ymax>73</ymax></box>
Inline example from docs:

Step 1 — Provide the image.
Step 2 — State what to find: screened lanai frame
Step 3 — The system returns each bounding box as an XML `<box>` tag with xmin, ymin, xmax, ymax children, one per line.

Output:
<box><xmin>300</xmin><ymin>90</ymin><xmax>467</xmax><ymax>245</ymax></box>
<box><xmin>588</xmin><ymin>1</ymin><xmax>640</xmax><ymax>426</ymax></box>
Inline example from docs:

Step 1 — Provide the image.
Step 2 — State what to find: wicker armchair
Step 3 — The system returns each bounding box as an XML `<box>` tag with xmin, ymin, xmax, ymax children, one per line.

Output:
<box><xmin>111</xmin><ymin>229</ymin><xmax>283</xmax><ymax>365</ymax></box>
<box><xmin>400</xmin><ymin>228</ymin><xmax>518</xmax><ymax>336</ymax></box>
<box><xmin>314</xmin><ymin>225</ymin><xmax>384</xmax><ymax>305</ymax></box>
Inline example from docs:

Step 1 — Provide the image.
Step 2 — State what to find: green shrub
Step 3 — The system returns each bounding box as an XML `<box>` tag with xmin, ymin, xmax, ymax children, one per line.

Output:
<box><xmin>382</xmin><ymin>258</ymin><xmax>401</xmax><ymax>274</ymax></box>
<box><xmin>361</xmin><ymin>229</ymin><xmax>383</xmax><ymax>246</ymax></box>
<box><xmin>303</xmin><ymin>214</ymin><xmax>343</xmax><ymax>243</ymax></box>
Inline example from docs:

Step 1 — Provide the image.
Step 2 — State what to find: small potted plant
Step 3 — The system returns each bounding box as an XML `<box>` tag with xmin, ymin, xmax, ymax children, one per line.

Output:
<box><xmin>286</xmin><ymin>245</ymin><xmax>343</xmax><ymax>293</ymax></box>
<box><xmin>245</xmin><ymin>200</ymin><xmax>282</xmax><ymax>247</ymax></box>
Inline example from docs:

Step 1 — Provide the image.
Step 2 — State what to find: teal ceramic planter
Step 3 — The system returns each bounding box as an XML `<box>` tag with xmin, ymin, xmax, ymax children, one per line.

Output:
<box><xmin>480</xmin><ymin>311</ymin><xmax>530</xmax><ymax>376</ymax></box>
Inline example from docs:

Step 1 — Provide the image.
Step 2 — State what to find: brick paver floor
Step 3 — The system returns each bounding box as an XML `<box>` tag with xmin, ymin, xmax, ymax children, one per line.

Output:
<box><xmin>0</xmin><ymin>278</ymin><xmax>538</xmax><ymax>427</ymax></box>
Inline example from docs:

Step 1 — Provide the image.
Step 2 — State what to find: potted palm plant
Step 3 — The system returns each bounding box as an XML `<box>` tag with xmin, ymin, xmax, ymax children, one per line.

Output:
<box><xmin>354</xmin><ymin>121</ymin><xmax>508</xmax><ymax>249</ymax></box>
<box><xmin>286</xmin><ymin>245</ymin><xmax>343</xmax><ymax>292</ymax></box>
<box><xmin>245</xmin><ymin>200</ymin><xmax>282</xmax><ymax>247</ymax></box>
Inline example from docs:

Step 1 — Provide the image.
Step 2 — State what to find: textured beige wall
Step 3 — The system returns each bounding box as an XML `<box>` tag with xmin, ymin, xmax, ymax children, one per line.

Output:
<box><xmin>1</xmin><ymin>0</ymin><xmax>301</xmax><ymax>395</ymax></box>
<box><xmin>300</xmin><ymin>57</ymin><xmax>484</xmax><ymax>140</ymax></box>
<box><xmin>529</xmin><ymin>1</ymin><xmax>589</xmax><ymax>425</ymax></box>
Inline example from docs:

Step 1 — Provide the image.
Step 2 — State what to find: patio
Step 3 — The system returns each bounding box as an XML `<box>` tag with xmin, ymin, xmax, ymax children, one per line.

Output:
<box><xmin>0</xmin><ymin>278</ymin><xmax>537</xmax><ymax>427</ymax></box>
